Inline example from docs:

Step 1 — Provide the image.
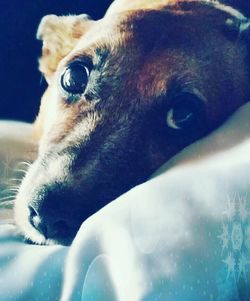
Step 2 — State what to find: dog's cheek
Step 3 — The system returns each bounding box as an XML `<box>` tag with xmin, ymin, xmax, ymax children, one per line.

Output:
<box><xmin>33</xmin><ymin>86</ymin><xmax>60</xmax><ymax>144</ymax></box>
<box><xmin>34</xmin><ymin>90</ymin><xmax>74</xmax><ymax>150</ymax></box>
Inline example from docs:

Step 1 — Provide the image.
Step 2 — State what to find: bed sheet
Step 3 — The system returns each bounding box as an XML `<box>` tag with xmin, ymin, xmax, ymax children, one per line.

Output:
<box><xmin>0</xmin><ymin>104</ymin><xmax>250</xmax><ymax>300</ymax></box>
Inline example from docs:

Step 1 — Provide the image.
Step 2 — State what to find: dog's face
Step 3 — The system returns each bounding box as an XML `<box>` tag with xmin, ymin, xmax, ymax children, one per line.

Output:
<box><xmin>14</xmin><ymin>1</ymin><xmax>250</xmax><ymax>245</ymax></box>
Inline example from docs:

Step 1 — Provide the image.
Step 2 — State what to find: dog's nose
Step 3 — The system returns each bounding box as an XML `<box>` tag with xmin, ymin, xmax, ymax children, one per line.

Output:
<box><xmin>26</xmin><ymin>185</ymin><xmax>92</xmax><ymax>244</ymax></box>
<box><xmin>28</xmin><ymin>205</ymin><xmax>71</xmax><ymax>242</ymax></box>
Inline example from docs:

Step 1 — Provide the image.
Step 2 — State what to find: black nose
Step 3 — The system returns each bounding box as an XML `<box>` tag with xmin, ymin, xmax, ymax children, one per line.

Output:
<box><xmin>28</xmin><ymin>205</ymin><xmax>72</xmax><ymax>243</ymax></box>
<box><xmin>26</xmin><ymin>184</ymin><xmax>94</xmax><ymax>245</ymax></box>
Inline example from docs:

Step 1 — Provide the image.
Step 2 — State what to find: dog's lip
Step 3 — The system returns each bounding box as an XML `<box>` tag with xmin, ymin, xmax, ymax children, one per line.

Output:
<box><xmin>24</xmin><ymin>235</ymin><xmax>73</xmax><ymax>246</ymax></box>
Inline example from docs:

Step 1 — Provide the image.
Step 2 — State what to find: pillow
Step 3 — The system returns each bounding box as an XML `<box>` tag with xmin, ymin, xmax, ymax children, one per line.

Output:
<box><xmin>0</xmin><ymin>104</ymin><xmax>250</xmax><ymax>300</ymax></box>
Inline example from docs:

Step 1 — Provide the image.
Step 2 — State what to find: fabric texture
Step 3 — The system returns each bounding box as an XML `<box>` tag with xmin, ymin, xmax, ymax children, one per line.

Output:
<box><xmin>0</xmin><ymin>104</ymin><xmax>250</xmax><ymax>300</ymax></box>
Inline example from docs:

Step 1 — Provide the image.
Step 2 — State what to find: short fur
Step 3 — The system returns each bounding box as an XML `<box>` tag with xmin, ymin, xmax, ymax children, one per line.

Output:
<box><xmin>14</xmin><ymin>0</ymin><xmax>250</xmax><ymax>245</ymax></box>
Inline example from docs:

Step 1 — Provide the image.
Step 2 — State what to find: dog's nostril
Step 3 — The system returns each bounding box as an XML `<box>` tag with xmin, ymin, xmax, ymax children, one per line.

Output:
<box><xmin>28</xmin><ymin>205</ymin><xmax>48</xmax><ymax>238</ymax></box>
<box><xmin>28</xmin><ymin>205</ymin><xmax>71</xmax><ymax>240</ymax></box>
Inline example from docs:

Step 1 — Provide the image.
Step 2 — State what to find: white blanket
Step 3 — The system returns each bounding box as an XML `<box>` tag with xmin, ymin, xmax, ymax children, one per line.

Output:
<box><xmin>0</xmin><ymin>104</ymin><xmax>250</xmax><ymax>301</ymax></box>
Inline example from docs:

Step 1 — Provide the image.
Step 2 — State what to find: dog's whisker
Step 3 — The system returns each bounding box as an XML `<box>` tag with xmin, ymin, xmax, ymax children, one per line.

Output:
<box><xmin>14</xmin><ymin>169</ymin><xmax>28</xmax><ymax>175</ymax></box>
<box><xmin>0</xmin><ymin>191</ymin><xmax>17</xmax><ymax>198</ymax></box>
<box><xmin>8</xmin><ymin>185</ymin><xmax>19</xmax><ymax>189</ymax></box>
<box><xmin>1</xmin><ymin>187</ymin><xmax>19</xmax><ymax>194</ymax></box>
<box><xmin>8</xmin><ymin>178</ymin><xmax>22</xmax><ymax>183</ymax></box>
<box><xmin>14</xmin><ymin>161</ymin><xmax>31</xmax><ymax>175</ymax></box>
<box><xmin>0</xmin><ymin>198</ymin><xmax>15</xmax><ymax>204</ymax></box>
<box><xmin>17</xmin><ymin>161</ymin><xmax>31</xmax><ymax>168</ymax></box>
<box><xmin>0</xmin><ymin>200</ymin><xmax>15</xmax><ymax>209</ymax></box>
<box><xmin>6</xmin><ymin>188</ymin><xmax>19</xmax><ymax>193</ymax></box>
<box><xmin>0</xmin><ymin>195</ymin><xmax>16</xmax><ymax>202</ymax></box>
<box><xmin>6</xmin><ymin>184</ymin><xmax>20</xmax><ymax>188</ymax></box>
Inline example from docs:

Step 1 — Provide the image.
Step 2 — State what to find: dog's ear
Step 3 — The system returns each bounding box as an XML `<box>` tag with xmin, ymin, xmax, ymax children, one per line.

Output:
<box><xmin>37</xmin><ymin>14</ymin><xmax>94</xmax><ymax>83</ymax></box>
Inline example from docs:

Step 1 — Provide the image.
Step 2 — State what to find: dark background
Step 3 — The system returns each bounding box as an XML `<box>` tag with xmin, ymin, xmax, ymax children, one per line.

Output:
<box><xmin>0</xmin><ymin>0</ymin><xmax>249</xmax><ymax>123</ymax></box>
<box><xmin>0</xmin><ymin>0</ymin><xmax>113</xmax><ymax>122</ymax></box>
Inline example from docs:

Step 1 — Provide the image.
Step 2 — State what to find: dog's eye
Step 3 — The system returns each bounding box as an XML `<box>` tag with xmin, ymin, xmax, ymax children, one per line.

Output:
<box><xmin>60</xmin><ymin>63</ymin><xmax>89</xmax><ymax>95</ymax></box>
<box><xmin>166</xmin><ymin>93</ymin><xmax>204</xmax><ymax>130</ymax></box>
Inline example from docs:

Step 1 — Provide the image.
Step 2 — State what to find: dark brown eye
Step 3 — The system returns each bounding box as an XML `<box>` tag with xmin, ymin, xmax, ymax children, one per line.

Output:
<box><xmin>60</xmin><ymin>62</ymin><xmax>90</xmax><ymax>95</ymax></box>
<box><xmin>166</xmin><ymin>93</ymin><xmax>205</xmax><ymax>130</ymax></box>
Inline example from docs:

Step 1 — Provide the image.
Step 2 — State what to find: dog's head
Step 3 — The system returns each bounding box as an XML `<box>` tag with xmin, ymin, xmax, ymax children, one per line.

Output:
<box><xmin>14</xmin><ymin>0</ymin><xmax>250</xmax><ymax>245</ymax></box>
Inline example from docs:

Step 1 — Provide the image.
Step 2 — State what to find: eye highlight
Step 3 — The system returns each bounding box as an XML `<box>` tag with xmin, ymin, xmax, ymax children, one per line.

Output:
<box><xmin>60</xmin><ymin>62</ymin><xmax>90</xmax><ymax>96</ymax></box>
<box><xmin>166</xmin><ymin>92</ymin><xmax>205</xmax><ymax>131</ymax></box>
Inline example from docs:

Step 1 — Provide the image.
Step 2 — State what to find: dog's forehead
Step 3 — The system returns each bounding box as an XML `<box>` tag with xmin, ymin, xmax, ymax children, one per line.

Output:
<box><xmin>67</xmin><ymin>5</ymin><xmax>235</xmax><ymax>100</ymax></box>
<box><xmin>52</xmin><ymin>1</ymin><xmax>248</xmax><ymax>110</ymax></box>
<box><xmin>72</xmin><ymin>3</ymin><xmax>236</xmax><ymax>61</ymax></box>
<box><xmin>50</xmin><ymin>2</ymin><xmax>247</xmax><ymax>140</ymax></box>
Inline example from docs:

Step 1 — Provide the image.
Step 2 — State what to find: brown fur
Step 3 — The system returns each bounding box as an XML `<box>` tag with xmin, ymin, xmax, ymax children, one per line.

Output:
<box><xmin>37</xmin><ymin>14</ymin><xmax>94</xmax><ymax>82</ymax></box>
<box><xmin>14</xmin><ymin>0</ymin><xmax>250</xmax><ymax>245</ymax></box>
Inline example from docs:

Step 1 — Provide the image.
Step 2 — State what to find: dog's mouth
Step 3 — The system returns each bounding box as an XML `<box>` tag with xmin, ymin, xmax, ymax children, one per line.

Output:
<box><xmin>16</xmin><ymin>189</ymin><xmax>125</xmax><ymax>246</ymax></box>
<box><xmin>13</xmin><ymin>152</ymin><xmax>146</xmax><ymax>246</ymax></box>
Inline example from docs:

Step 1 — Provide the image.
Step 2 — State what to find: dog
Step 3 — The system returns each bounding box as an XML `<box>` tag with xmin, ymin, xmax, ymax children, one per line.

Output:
<box><xmin>13</xmin><ymin>0</ymin><xmax>250</xmax><ymax>245</ymax></box>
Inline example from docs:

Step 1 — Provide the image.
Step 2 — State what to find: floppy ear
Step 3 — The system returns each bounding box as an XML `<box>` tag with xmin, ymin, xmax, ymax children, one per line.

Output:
<box><xmin>37</xmin><ymin>14</ymin><xmax>94</xmax><ymax>83</ymax></box>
